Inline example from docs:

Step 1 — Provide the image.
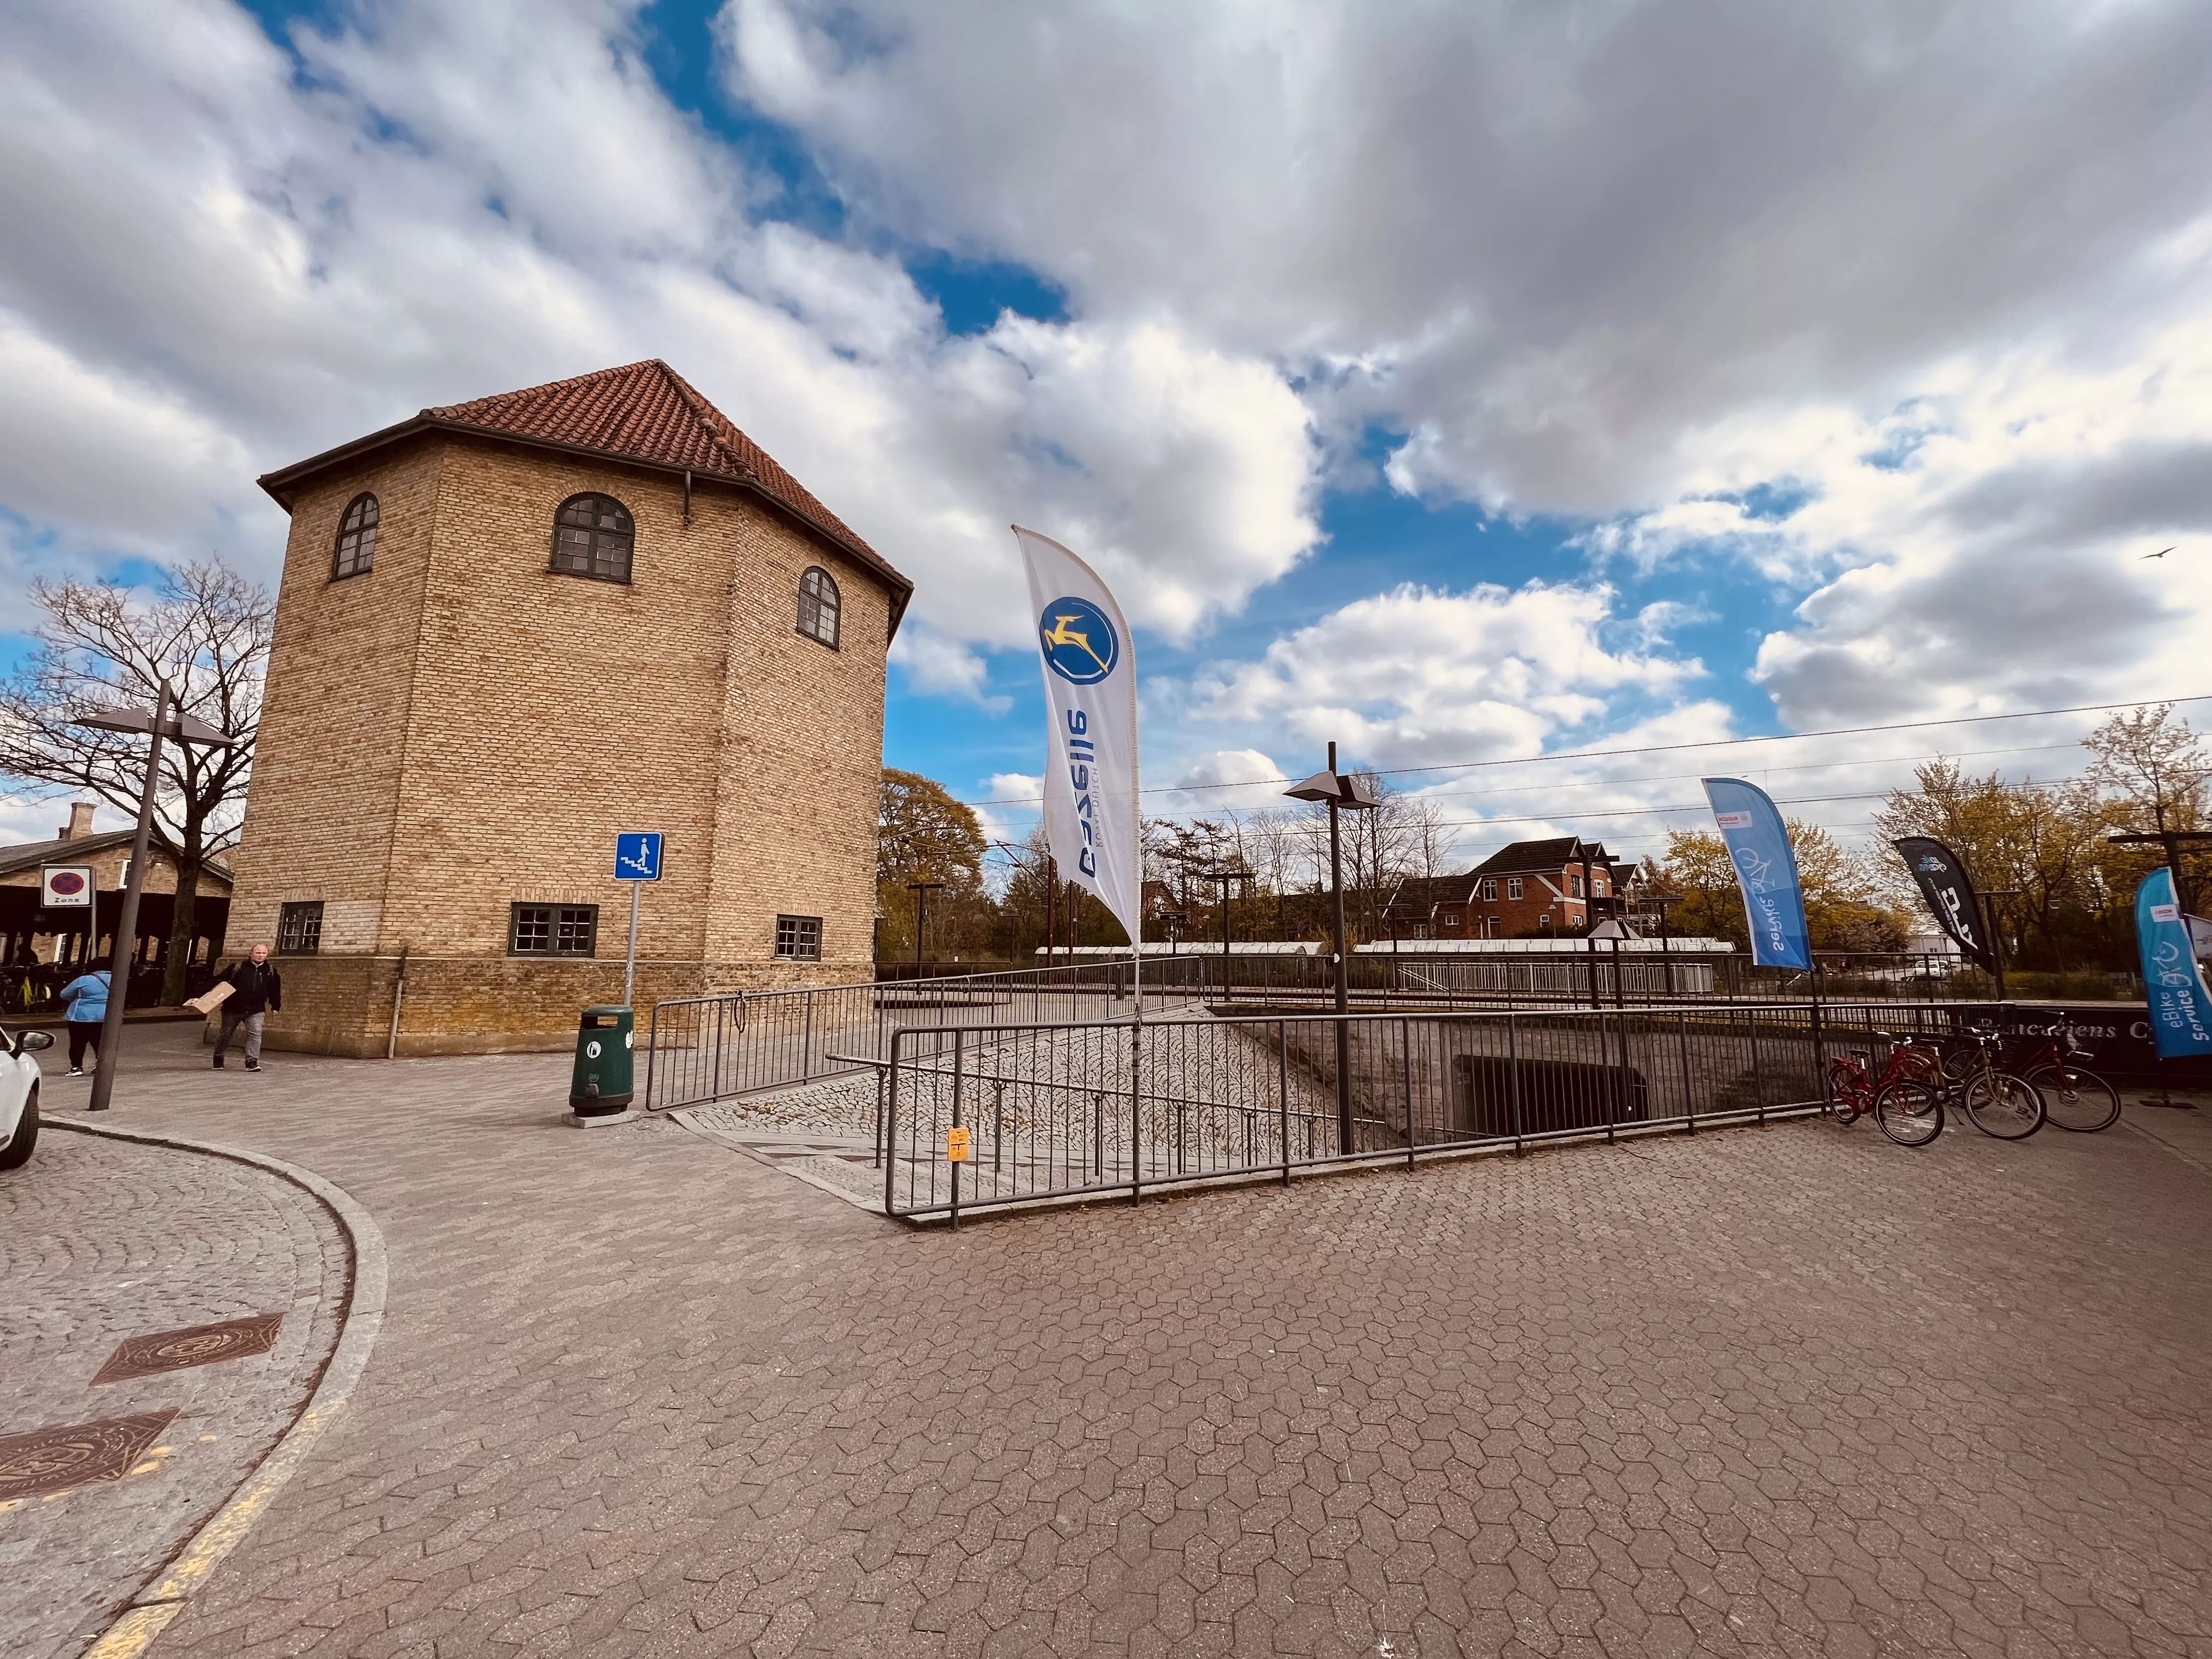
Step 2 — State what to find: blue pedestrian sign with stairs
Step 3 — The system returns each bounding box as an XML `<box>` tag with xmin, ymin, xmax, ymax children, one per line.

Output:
<box><xmin>614</xmin><ymin>832</ymin><xmax>663</xmax><ymax>882</ymax></box>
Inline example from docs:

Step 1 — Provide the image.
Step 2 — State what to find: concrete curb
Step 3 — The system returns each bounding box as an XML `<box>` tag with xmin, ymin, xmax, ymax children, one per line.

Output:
<box><xmin>43</xmin><ymin>1116</ymin><xmax>388</xmax><ymax>1659</ymax></box>
<box><xmin>2123</xmin><ymin>1112</ymin><xmax>2212</xmax><ymax>1177</ymax></box>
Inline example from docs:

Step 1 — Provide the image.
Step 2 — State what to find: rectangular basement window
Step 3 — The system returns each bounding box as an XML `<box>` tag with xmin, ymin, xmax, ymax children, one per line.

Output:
<box><xmin>510</xmin><ymin>902</ymin><xmax>599</xmax><ymax>957</ymax></box>
<box><xmin>774</xmin><ymin>915</ymin><xmax>822</xmax><ymax>961</ymax></box>
<box><xmin>277</xmin><ymin>900</ymin><xmax>324</xmax><ymax>956</ymax></box>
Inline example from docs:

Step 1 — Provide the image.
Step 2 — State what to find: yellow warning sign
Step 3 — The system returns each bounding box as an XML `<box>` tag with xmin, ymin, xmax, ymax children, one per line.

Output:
<box><xmin>946</xmin><ymin>1126</ymin><xmax>972</xmax><ymax>1163</ymax></box>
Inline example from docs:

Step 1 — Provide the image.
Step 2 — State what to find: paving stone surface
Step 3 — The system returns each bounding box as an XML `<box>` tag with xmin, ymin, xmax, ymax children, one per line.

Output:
<box><xmin>21</xmin><ymin>1023</ymin><xmax>2212</xmax><ymax>1657</ymax></box>
<box><xmin>0</xmin><ymin>1114</ymin><xmax>351</xmax><ymax>1659</ymax></box>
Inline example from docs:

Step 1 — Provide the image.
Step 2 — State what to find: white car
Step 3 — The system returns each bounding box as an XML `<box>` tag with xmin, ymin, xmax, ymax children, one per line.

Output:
<box><xmin>1</xmin><ymin>1025</ymin><xmax>54</xmax><ymax>1169</ymax></box>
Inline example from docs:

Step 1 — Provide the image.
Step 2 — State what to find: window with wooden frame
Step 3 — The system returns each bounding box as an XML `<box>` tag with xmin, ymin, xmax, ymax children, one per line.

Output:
<box><xmin>510</xmin><ymin>902</ymin><xmax>599</xmax><ymax>957</ymax></box>
<box><xmin>277</xmin><ymin>900</ymin><xmax>324</xmax><ymax>956</ymax></box>
<box><xmin>774</xmin><ymin>914</ymin><xmax>822</xmax><ymax>960</ymax></box>
<box><xmin>1505</xmin><ymin>876</ymin><xmax>1524</xmax><ymax>901</ymax></box>
<box><xmin>551</xmin><ymin>494</ymin><xmax>635</xmax><ymax>583</ymax></box>
<box><xmin>1479</xmin><ymin>877</ymin><xmax>1497</xmax><ymax>901</ymax></box>
<box><xmin>797</xmin><ymin>566</ymin><xmax>840</xmax><ymax>648</ymax></box>
<box><xmin>332</xmin><ymin>494</ymin><xmax>378</xmax><ymax>579</ymax></box>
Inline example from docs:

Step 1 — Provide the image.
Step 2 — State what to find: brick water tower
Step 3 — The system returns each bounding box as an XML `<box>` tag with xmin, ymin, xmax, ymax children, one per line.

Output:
<box><xmin>226</xmin><ymin>361</ymin><xmax>911</xmax><ymax>1054</ymax></box>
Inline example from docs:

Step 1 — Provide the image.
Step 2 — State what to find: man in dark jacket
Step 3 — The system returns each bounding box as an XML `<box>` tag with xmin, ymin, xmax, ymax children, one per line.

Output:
<box><xmin>213</xmin><ymin>943</ymin><xmax>283</xmax><ymax>1071</ymax></box>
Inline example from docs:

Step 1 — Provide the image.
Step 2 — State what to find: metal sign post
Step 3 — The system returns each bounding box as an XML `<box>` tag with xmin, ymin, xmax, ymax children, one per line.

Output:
<box><xmin>613</xmin><ymin>833</ymin><xmax>663</xmax><ymax>1006</ymax></box>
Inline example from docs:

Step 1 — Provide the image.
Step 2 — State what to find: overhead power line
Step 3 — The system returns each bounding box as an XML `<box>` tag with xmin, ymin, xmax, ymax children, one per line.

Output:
<box><xmin>1402</xmin><ymin>738</ymin><xmax>2083</xmax><ymax>805</ymax></box>
<box><xmin>1403</xmin><ymin>788</ymin><xmax>1889</xmax><ymax>833</ymax></box>
<box><xmin>957</xmin><ymin>691</ymin><xmax>2211</xmax><ymax>809</ymax></box>
<box><xmin>973</xmin><ymin>738</ymin><xmax>2083</xmax><ymax>823</ymax></box>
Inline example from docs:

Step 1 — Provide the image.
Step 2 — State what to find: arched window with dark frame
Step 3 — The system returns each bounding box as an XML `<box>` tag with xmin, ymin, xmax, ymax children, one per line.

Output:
<box><xmin>797</xmin><ymin>565</ymin><xmax>840</xmax><ymax>648</ymax></box>
<box><xmin>332</xmin><ymin>493</ymin><xmax>378</xmax><ymax>579</ymax></box>
<box><xmin>551</xmin><ymin>494</ymin><xmax>635</xmax><ymax>583</ymax></box>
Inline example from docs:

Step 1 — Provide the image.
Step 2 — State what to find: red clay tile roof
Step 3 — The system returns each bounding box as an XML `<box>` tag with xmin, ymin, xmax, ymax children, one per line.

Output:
<box><xmin>259</xmin><ymin>360</ymin><xmax>910</xmax><ymax>607</ymax></box>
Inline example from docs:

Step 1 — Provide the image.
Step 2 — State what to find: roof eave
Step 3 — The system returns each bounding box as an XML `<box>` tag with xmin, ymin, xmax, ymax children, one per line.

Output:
<box><xmin>257</xmin><ymin>416</ymin><xmax>916</xmax><ymax>631</ymax></box>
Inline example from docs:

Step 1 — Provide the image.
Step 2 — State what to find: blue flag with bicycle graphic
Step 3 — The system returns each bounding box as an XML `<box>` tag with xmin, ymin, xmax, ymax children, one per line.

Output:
<box><xmin>2134</xmin><ymin>867</ymin><xmax>2212</xmax><ymax>1059</ymax></box>
<box><xmin>1701</xmin><ymin>777</ymin><xmax>1812</xmax><ymax>972</ymax></box>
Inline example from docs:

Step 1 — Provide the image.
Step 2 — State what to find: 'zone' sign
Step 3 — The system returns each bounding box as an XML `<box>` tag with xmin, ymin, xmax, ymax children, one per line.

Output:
<box><xmin>41</xmin><ymin>865</ymin><xmax>95</xmax><ymax>909</ymax></box>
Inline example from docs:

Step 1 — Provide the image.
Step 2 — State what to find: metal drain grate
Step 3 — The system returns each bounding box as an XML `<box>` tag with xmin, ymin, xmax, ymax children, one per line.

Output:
<box><xmin>0</xmin><ymin>1410</ymin><xmax>178</xmax><ymax>1501</ymax></box>
<box><xmin>93</xmin><ymin>1314</ymin><xmax>285</xmax><ymax>1384</ymax></box>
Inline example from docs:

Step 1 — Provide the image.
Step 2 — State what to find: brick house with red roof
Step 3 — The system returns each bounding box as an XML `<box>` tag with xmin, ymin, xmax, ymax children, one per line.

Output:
<box><xmin>226</xmin><ymin>361</ymin><xmax>912</xmax><ymax>1055</ymax></box>
<box><xmin>1384</xmin><ymin>836</ymin><xmax>1638</xmax><ymax>940</ymax></box>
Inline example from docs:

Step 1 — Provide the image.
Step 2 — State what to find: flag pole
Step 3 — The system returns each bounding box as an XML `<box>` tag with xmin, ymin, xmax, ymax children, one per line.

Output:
<box><xmin>1128</xmin><ymin>608</ymin><xmax>1143</xmax><ymax>1205</ymax></box>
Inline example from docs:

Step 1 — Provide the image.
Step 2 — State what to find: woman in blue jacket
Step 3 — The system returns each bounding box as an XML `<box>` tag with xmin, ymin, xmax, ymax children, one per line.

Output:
<box><xmin>59</xmin><ymin>958</ymin><xmax>111</xmax><ymax>1076</ymax></box>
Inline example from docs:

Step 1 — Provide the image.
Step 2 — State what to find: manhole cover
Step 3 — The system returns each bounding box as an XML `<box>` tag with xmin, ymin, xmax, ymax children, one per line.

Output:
<box><xmin>0</xmin><ymin>1410</ymin><xmax>178</xmax><ymax>1501</ymax></box>
<box><xmin>93</xmin><ymin>1313</ymin><xmax>285</xmax><ymax>1384</ymax></box>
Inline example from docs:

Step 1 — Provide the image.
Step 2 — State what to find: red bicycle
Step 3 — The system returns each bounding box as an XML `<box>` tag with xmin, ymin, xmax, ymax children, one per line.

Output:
<box><xmin>1827</xmin><ymin>1032</ymin><xmax>1944</xmax><ymax>1148</ymax></box>
<box><xmin>2008</xmin><ymin>1015</ymin><xmax>2121</xmax><ymax>1133</ymax></box>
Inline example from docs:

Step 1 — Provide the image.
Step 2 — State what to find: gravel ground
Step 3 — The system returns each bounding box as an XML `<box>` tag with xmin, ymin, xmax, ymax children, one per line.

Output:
<box><xmin>678</xmin><ymin>1070</ymin><xmax>883</xmax><ymax>1139</ymax></box>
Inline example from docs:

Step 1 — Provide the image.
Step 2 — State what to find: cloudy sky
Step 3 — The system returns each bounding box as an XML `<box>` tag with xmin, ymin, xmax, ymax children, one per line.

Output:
<box><xmin>4</xmin><ymin>0</ymin><xmax>2210</xmax><ymax>868</ymax></box>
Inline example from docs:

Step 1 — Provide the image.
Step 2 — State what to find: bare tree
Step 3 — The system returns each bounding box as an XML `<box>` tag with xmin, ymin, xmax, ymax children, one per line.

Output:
<box><xmin>2083</xmin><ymin>704</ymin><xmax>2208</xmax><ymax>833</ymax></box>
<box><xmin>1309</xmin><ymin>769</ymin><xmax>1453</xmax><ymax>943</ymax></box>
<box><xmin>1242</xmin><ymin>808</ymin><xmax>1305</xmax><ymax>938</ymax></box>
<box><xmin>0</xmin><ymin>557</ymin><xmax>274</xmax><ymax>1002</ymax></box>
<box><xmin>1399</xmin><ymin>793</ymin><xmax>1454</xmax><ymax>883</ymax></box>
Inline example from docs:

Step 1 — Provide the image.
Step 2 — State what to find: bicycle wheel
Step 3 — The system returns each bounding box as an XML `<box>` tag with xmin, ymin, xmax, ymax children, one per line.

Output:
<box><xmin>1962</xmin><ymin>1071</ymin><xmax>2045</xmax><ymax>1139</ymax></box>
<box><xmin>1874</xmin><ymin>1080</ymin><xmax>1944</xmax><ymax>1148</ymax></box>
<box><xmin>2024</xmin><ymin>1064</ymin><xmax>2121</xmax><ymax>1133</ymax></box>
<box><xmin>1826</xmin><ymin>1069</ymin><xmax>1863</xmax><ymax>1125</ymax></box>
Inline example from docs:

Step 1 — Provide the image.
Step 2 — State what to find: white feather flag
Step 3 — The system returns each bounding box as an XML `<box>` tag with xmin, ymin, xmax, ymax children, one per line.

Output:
<box><xmin>1014</xmin><ymin>526</ymin><xmax>1142</xmax><ymax>947</ymax></box>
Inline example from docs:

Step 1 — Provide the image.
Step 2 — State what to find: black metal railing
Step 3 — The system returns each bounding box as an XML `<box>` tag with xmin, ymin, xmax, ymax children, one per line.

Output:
<box><xmin>642</xmin><ymin>944</ymin><xmax>2138</xmax><ymax>1113</ymax></box>
<box><xmin>873</xmin><ymin>1000</ymin><xmax>2006</xmax><ymax>1220</ymax></box>
<box><xmin>642</xmin><ymin>958</ymin><xmax>1219</xmax><ymax>1110</ymax></box>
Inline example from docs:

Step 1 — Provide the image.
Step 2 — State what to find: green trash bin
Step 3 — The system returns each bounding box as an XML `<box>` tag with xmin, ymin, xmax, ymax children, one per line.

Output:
<box><xmin>569</xmin><ymin>1005</ymin><xmax>635</xmax><ymax>1115</ymax></box>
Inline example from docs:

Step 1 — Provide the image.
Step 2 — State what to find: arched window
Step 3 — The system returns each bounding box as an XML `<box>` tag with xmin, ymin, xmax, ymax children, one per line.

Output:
<box><xmin>797</xmin><ymin>566</ymin><xmax>840</xmax><ymax>648</ymax></box>
<box><xmin>332</xmin><ymin>493</ymin><xmax>378</xmax><ymax>579</ymax></box>
<box><xmin>551</xmin><ymin>494</ymin><xmax>634</xmax><ymax>583</ymax></box>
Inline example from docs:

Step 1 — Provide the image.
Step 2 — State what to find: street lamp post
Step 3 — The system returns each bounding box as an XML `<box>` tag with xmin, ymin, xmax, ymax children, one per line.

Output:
<box><xmin>2108</xmin><ymin>829</ymin><xmax>2212</xmax><ymax>916</ymax></box>
<box><xmin>906</xmin><ymin>880</ymin><xmax>945</xmax><ymax>980</ymax></box>
<box><xmin>76</xmin><ymin>685</ymin><xmax>238</xmax><ymax>1114</ymax></box>
<box><xmin>1285</xmin><ymin>742</ymin><xmax>1381</xmax><ymax>1156</ymax></box>
<box><xmin>1650</xmin><ymin>892</ymin><xmax>1683</xmax><ymax>998</ymax></box>
<box><xmin>1190</xmin><ymin>865</ymin><xmax>1248</xmax><ymax>1000</ymax></box>
<box><xmin>990</xmin><ymin>840</ymin><xmax>1048</xmax><ymax>973</ymax></box>
<box><xmin>1979</xmin><ymin>887</ymin><xmax>2021</xmax><ymax>1002</ymax></box>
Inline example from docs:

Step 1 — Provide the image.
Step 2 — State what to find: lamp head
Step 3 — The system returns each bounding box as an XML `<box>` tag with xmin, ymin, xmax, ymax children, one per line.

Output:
<box><xmin>1283</xmin><ymin>769</ymin><xmax>1380</xmax><ymax>810</ymax></box>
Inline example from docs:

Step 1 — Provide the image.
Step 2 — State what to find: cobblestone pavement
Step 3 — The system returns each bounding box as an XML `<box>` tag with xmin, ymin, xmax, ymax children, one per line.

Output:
<box><xmin>0</xmin><ymin>1116</ymin><xmax>351</xmax><ymax>1659</ymax></box>
<box><xmin>24</xmin><ymin>1022</ymin><xmax>2212</xmax><ymax>1657</ymax></box>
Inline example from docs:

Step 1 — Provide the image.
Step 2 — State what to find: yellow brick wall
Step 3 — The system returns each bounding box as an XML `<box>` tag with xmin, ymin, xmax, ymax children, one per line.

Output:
<box><xmin>702</xmin><ymin>487</ymin><xmax>889</xmax><ymax>989</ymax></box>
<box><xmin>227</xmin><ymin>431</ymin><xmax>895</xmax><ymax>1054</ymax></box>
<box><xmin>227</xmin><ymin>441</ymin><xmax>442</xmax><ymax>972</ymax></box>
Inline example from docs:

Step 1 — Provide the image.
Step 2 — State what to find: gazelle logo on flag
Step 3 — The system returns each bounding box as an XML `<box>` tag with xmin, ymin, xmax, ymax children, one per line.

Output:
<box><xmin>1014</xmin><ymin>526</ymin><xmax>1142</xmax><ymax>949</ymax></box>
<box><xmin>1039</xmin><ymin>597</ymin><xmax>1119</xmax><ymax>684</ymax></box>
